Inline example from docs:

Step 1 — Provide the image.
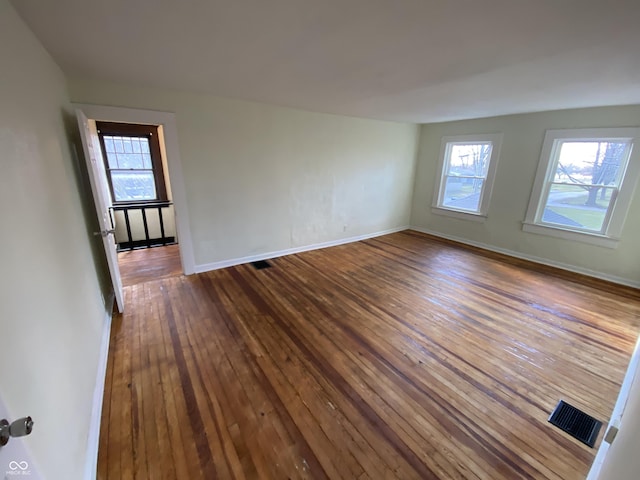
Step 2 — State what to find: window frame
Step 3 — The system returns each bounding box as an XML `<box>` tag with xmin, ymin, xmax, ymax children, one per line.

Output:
<box><xmin>96</xmin><ymin>121</ymin><xmax>168</xmax><ymax>205</ymax></box>
<box><xmin>432</xmin><ymin>133</ymin><xmax>503</xmax><ymax>221</ymax></box>
<box><xmin>523</xmin><ymin>127</ymin><xmax>640</xmax><ymax>248</ymax></box>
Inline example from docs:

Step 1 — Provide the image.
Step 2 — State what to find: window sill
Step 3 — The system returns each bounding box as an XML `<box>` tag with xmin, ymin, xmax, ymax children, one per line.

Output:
<box><xmin>522</xmin><ymin>222</ymin><xmax>619</xmax><ymax>249</ymax></box>
<box><xmin>431</xmin><ymin>206</ymin><xmax>487</xmax><ymax>223</ymax></box>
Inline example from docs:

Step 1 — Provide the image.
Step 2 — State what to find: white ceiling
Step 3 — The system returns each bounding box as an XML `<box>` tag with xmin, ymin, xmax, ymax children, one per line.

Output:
<box><xmin>10</xmin><ymin>0</ymin><xmax>640</xmax><ymax>123</ymax></box>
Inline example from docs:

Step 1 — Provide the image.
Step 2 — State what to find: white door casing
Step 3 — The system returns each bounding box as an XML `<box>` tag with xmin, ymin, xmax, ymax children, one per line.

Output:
<box><xmin>76</xmin><ymin>109</ymin><xmax>124</xmax><ymax>313</ymax></box>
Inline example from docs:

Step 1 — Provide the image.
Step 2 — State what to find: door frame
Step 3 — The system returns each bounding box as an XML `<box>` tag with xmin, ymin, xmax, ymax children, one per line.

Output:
<box><xmin>73</xmin><ymin>104</ymin><xmax>195</xmax><ymax>275</ymax></box>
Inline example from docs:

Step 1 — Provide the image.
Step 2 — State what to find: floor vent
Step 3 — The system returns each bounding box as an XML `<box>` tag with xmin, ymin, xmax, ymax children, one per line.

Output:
<box><xmin>251</xmin><ymin>260</ymin><xmax>272</xmax><ymax>270</ymax></box>
<box><xmin>548</xmin><ymin>400</ymin><xmax>602</xmax><ymax>447</ymax></box>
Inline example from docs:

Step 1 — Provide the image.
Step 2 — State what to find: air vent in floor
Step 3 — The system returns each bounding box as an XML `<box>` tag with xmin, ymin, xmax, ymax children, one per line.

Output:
<box><xmin>548</xmin><ymin>400</ymin><xmax>602</xmax><ymax>447</ymax></box>
<box><xmin>251</xmin><ymin>260</ymin><xmax>272</xmax><ymax>270</ymax></box>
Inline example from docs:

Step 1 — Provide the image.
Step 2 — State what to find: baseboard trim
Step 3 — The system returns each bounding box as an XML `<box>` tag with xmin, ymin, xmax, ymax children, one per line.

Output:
<box><xmin>409</xmin><ymin>226</ymin><xmax>640</xmax><ymax>290</ymax></box>
<box><xmin>194</xmin><ymin>226</ymin><xmax>409</xmax><ymax>274</ymax></box>
<box><xmin>84</xmin><ymin>293</ymin><xmax>114</xmax><ymax>480</ymax></box>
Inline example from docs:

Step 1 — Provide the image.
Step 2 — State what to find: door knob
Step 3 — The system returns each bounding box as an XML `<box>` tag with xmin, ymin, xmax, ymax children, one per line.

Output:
<box><xmin>93</xmin><ymin>229</ymin><xmax>116</xmax><ymax>237</ymax></box>
<box><xmin>0</xmin><ymin>417</ymin><xmax>33</xmax><ymax>447</ymax></box>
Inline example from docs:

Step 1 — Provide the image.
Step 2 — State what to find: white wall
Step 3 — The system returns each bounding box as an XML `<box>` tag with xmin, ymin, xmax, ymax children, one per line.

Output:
<box><xmin>0</xmin><ymin>2</ymin><xmax>109</xmax><ymax>478</ymax></box>
<box><xmin>411</xmin><ymin>106</ymin><xmax>640</xmax><ymax>285</ymax></box>
<box><xmin>67</xmin><ymin>79</ymin><xmax>419</xmax><ymax>269</ymax></box>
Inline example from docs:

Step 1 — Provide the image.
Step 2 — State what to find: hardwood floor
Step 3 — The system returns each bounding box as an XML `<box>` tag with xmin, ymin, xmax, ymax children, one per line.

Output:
<box><xmin>99</xmin><ymin>231</ymin><xmax>640</xmax><ymax>479</ymax></box>
<box><xmin>118</xmin><ymin>244</ymin><xmax>182</xmax><ymax>287</ymax></box>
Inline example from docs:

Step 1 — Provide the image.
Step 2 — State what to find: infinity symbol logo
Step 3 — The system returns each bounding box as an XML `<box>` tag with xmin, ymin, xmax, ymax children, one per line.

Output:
<box><xmin>8</xmin><ymin>461</ymin><xmax>28</xmax><ymax>470</ymax></box>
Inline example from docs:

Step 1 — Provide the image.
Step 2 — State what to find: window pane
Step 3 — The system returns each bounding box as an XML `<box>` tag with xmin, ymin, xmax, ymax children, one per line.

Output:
<box><xmin>142</xmin><ymin>153</ymin><xmax>152</xmax><ymax>169</ymax></box>
<box><xmin>106</xmin><ymin>151</ymin><xmax>118</xmax><ymax>169</ymax></box>
<box><xmin>448</xmin><ymin>143</ymin><xmax>492</xmax><ymax>177</ymax></box>
<box><xmin>117</xmin><ymin>153</ymin><xmax>145</xmax><ymax>169</ymax></box>
<box><xmin>122</xmin><ymin>137</ymin><xmax>133</xmax><ymax>153</ymax></box>
<box><xmin>114</xmin><ymin>137</ymin><xmax>124</xmax><ymax>153</ymax></box>
<box><xmin>104</xmin><ymin>137</ymin><xmax>115</xmax><ymax>153</ymax></box>
<box><xmin>441</xmin><ymin>177</ymin><xmax>484</xmax><ymax>212</ymax></box>
<box><xmin>111</xmin><ymin>171</ymin><xmax>156</xmax><ymax>202</ymax></box>
<box><xmin>554</xmin><ymin>141</ymin><xmax>627</xmax><ymax>186</ymax></box>
<box><xmin>542</xmin><ymin>183</ymin><xmax>613</xmax><ymax>231</ymax></box>
<box><xmin>103</xmin><ymin>135</ymin><xmax>148</xmax><ymax>169</ymax></box>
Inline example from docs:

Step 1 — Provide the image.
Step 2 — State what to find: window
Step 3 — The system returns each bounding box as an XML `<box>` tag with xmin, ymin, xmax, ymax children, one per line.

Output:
<box><xmin>432</xmin><ymin>134</ymin><xmax>503</xmax><ymax>220</ymax></box>
<box><xmin>524</xmin><ymin>128</ymin><xmax>640</xmax><ymax>248</ymax></box>
<box><xmin>96</xmin><ymin>122</ymin><xmax>168</xmax><ymax>204</ymax></box>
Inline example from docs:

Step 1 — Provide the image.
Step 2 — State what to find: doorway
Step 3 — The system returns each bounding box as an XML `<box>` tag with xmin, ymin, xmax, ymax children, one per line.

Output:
<box><xmin>75</xmin><ymin>104</ymin><xmax>195</xmax><ymax>309</ymax></box>
<box><xmin>94</xmin><ymin>120</ymin><xmax>182</xmax><ymax>286</ymax></box>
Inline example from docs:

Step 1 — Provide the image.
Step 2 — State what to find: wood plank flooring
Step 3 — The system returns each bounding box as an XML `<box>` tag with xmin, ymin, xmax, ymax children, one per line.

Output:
<box><xmin>118</xmin><ymin>244</ymin><xmax>182</xmax><ymax>287</ymax></box>
<box><xmin>99</xmin><ymin>230</ymin><xmax>640</xmax><ymax>479</ymax></box>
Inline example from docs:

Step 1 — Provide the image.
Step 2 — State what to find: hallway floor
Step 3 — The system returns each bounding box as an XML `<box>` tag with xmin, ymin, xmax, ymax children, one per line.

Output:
<box><xmin>117</xmin><ymin>244</ymin><xmax>182</xmax><ymax>287</ymax></box>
